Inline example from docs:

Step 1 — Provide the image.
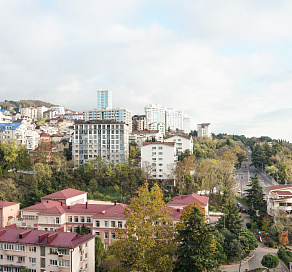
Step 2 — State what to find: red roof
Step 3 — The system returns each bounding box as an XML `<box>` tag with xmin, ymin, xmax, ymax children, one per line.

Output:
<box><xmin>143</xmin><ymin>141</ymin><xmax>175</xmax><ymax>147</ymax></box>
<box><xmin>0</xmin><ymin>228</ymin><xmax>94</xmax><ymax>249</ymax></box>
<box><xmin>168</xmin><ymin>207</ymin><xmax>182</xmax><ymax>220</ymax></box>
<box><xmin>275</xmin><ymin>191</ymin><xmax>292</xmax><ymax>196</ymax></box>
<box><xmin>270</xmin><ymin>197</ymin><xmax>292</xmax><ymax>201</ymax></box>
<box><xmin>164</xmin><ymin>134</ymin><xmax>192</xmax><ymax>140</ymax></box>
<box><xmin>93</xmin><ymin>203</ymin><xmax>127</xmax><ymax>219</ymax></box>
<box><xmin>266</xmin><ymin>185</ymin><xmax>292</xmax><ymax>191</ymax></box>
<box><xmin>167</xmin><ymin>193</ymin><xmax>209</xmax><ymax>207</ymax></box>
<box><xmin>39</xmin><ymin>132</ymin><xmax>51</xmax><ymax>137</ymax></box>
<box><xmin>41</xmin><ymin>188</ymin><xmax>87</xmax><ymax>201</ymax></box>
<box><xmin>38</xmin><ymin>205</ymin><xmax>67</xmax><ymax>215</ymax></box>
<box><xmin>22</xmin><ymin>201</ymin><xmax>61</xmax><ymax>212</ymax></box>
<box><xmin>64</xmin><ymin>204</ymin><xmax>113</xmax><ymax>215</ymax></box>
<box><xmin>0</xmin><ymin>201</ymin><xmax>19</xmax><ymax>208</ymax></box>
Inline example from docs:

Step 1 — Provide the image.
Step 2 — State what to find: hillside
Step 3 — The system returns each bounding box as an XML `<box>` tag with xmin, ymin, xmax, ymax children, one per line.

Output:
<box><xmin>0</xmin><ymin>100</ymin><xmax>57</xmax><ymax>110</ymax></box>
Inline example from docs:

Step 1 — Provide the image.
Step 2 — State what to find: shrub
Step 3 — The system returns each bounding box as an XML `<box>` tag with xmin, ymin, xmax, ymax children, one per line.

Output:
<box><xmin>265</xmin><ymin>241</ymin><xmax>275</xmax><ymax>248</ymax></box>
<box><xmin>277</xmin><ymin>248</ymin><xmax>292</xmax><ymax>268</ymax></box>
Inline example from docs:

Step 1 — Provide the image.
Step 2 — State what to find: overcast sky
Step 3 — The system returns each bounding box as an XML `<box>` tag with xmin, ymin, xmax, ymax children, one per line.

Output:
<box><xmin>1</xmin><ymin>1</ymin><xmax>292</xmax><ymax>141</ymax></box>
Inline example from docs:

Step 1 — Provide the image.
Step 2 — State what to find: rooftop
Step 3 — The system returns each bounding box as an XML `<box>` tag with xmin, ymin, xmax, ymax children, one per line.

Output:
<box><xmin>0</xmin><ymin>201</ymin><xmax>20</xmax><ymax>208</ymax></box>
<box><xmin>167</xmin><ymin>193</ymin><xmax>209</xmax><ymax>207</ymax></box>
<box><xmin>266</xmin><ymin>185</ymin><xmax>292</xmax><ymax>191</ymax></box>
<box><xmin>41</xmin><ymin>188</ymin><xmax>87</xmax><ymax>201</ymax></box>
<box><xmin>143</xmin><ymin>141</ymin><xmax>175</xmax><ymax>147</ymax></box>
<box><xmin>0</xmin><ymin>228</ymin><xmax>94</xmax><ymax>249</ymax></box>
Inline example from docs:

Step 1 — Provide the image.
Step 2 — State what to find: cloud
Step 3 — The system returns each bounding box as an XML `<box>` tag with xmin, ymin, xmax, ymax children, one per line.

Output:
<box><xmin>0</xmin><ymin>1</ymin><xmax>292</xmax><ymax>140</ymax></box>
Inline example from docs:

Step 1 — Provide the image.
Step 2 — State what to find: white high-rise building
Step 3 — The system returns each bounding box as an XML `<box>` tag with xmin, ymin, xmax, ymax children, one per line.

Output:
<box><xmin>183</xmin><ymin>115</ymin><xmax>192</xmax><ymax>134</ymax></box>
<box><xmin>145</xmin><ymin>104</ymin><xmax>191</xmax><ymax>134</ymax></box>
<box><xmin>197</xmin><ymin>123</ymin><xmax>211</xmax><ymax>138</ymax></box>
<box><xmin>97</xmin><ymin>89</ymin><xmax>112</xmax><ymax>110</ymax></box>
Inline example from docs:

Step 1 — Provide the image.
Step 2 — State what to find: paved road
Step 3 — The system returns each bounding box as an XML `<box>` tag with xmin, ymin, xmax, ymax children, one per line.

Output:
<box><xmin>236</xmin><ymin>147</ymin><xmax>278</xmax><ymax>197</ymax></box>
<box><xmin>221</xmin><ymin>245</ymin><xmax>288</xmax><ymax>272</ymax></box>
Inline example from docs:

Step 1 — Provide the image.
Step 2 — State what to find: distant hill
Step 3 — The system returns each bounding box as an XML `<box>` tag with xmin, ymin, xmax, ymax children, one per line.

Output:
<box><xmin>0</xmin><ymin>100</ymin><xmax>57</xmax><ymax>110</ymax></box>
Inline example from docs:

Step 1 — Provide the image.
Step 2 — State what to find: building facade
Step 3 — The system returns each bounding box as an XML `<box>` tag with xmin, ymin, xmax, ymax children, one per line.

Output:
<box><xmin>132</xmin><ymin>115</ymin><xmax>148</xmax><ymax>131</ymax></box>
<box><xmin>141</xmin><ymin>142</ymin><xmax>177</xmax><ymax>180</ymax></box>
<box><xmin>0</xmin><ymin>227</ymin><xmax>95</xmax><ymax>272</ymax></box>
<box><xmin>73</xmin><ymin>120</ymin><xmax>129</xmax><ymax>166</ymax></box>
<box><xmin>97</xmin><ymin>89</ymin><xmax>112</xmax><ymax>110</ymax></box>
<box><xmin>197</xmin><ymin>123</ymin><xmax>211</xmax><ymax>138</ymax></box>
<box><xmin>164</xmin><ymin>134</ymin><xmax>193</xmax><ymax>154</ymax></box>
<box><xmin>83</xmin><ymin>108</ymin><xmax>132</xmax><ymax>130</ymax></box>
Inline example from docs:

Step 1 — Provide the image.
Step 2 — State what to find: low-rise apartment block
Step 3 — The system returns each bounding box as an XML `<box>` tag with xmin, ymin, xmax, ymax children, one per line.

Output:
<box><xmin>0</xmin><ymin>227</ymin><xmax>95</xmax><ymax>272</ymax></box>
<box><xmin>164</xmin><ymin>134</ymin><xmax>193</xmax><ymax>154</ymax></box>
<box><xmin>141</xmin><ymin>142</ymin><xmax>177</xmax><ymax>180</ymax></box>
<box><xmin>0</xmin><ymin>202</ymin><xmax>20</xmax><ymax>228</ymax></box>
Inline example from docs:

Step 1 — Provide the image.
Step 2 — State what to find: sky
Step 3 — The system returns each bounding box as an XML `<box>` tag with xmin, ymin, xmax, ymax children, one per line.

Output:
<box><xmin>1</xmin><ymin>1</ymin><xmax>292</xmax><ymax>141</ymax></box>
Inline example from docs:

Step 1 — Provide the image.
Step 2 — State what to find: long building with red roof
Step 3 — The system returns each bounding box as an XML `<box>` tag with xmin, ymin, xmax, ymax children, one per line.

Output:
<box><xmin>0</xmin><ymin>227</ymin><xmax>95</xmax><ymax>272</ymax></box>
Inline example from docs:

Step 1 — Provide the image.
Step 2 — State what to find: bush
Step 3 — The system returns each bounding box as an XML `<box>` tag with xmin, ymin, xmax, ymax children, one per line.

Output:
<box><xmin>265</xmin><ymin>241</ymin><xmax>275</xmax><ymax>248</ymax></box>
<box><xmin>277</xmin><ymin>247</ymin><xmax>292</xmax><ymax>268</ymax></box>
<box><xmin>246</xmin><ymin>222</ymin><xmax>251</xmax><ymax>229</ymax></box>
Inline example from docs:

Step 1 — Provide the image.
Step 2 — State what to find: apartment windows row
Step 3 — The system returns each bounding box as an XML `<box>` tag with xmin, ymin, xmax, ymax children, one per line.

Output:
<box><xmin>95</xmin><ymin>220</ymin><xmax>123</xmax><ymax>228</ymax></box>
<box><xmin>67</xmin><ymin>226</ymin><xmax>91</xmax><ymax>233</ymax></box>
<box><xmin>23</xmin><ymin>215</ymin><xmax>38</xmax><ymax>220</ymax></box>
<box><xmin>152</xmin><ymin>147</ymin><xmax>163</xmax><ymax>150</ymax></box>
<box><xmin>75</xmin><ymin>125</ymin><xmax>123</xmax><ymax>130</ymax></box>
<box><xmin>0</xmin><ymin>244</ymin><xmax>33</xmax><ymax>252</ymax></box>
<box><xmin>68</xmin><ymin>216</ymin><xmax>92</xmax><ymax>223</ymax></box>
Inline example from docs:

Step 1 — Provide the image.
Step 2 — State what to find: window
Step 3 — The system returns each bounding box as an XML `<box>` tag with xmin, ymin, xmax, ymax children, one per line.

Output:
<box><xmin>158</xmin><ymin>152</ymin><xmax>163</xmax><ymax>155</ymax></box>
<box><xmin>68</xmin><ymin>226</ymin><xmax>72</xmax><ymax>232</ymax></box>
<box><xmin>111</xmin><ymin>233</ymin><xmax>116</xmax><ymax>239</ymax></box>
<box><xmin>17</xmin><ymin>256</ymin><xmax>25</xmax><ymax>263</ymax></box>
<box><xmin>56</xmin><ymin>217</ymin><xmax>60</xmax><ymax>224</ymax></box>
<box><xmin>68</xmin><ymin>216</ymin><xmax>72</xmax><ymax>222</ymax></box>
<box><xmin>158</xmin><ymin>163</ymin><xmax>163</xmax><ymax>166</ymax></box>
<box><xmin>50</xmin><ymin>248</ymin><xmax>58</xmax><ymax>254</ymax></box>
<box><xmin>29</xmin><ymin>246</ymin><xmax>37</xmax><ymax>252</ymax></box>
<box><xmin>95</xmin><ymin>231</ymin><xmax>100</xmax><ymax>236</ymax></box>
<box><xmin>96</xmin><ymin>220</ymin><xmax>100</xmax><ymax>227</ymax></box>
<box><xmin>118</xmin><ymin>221</ymin><xmax>123</xmax><ymax>228</ymax></box>
<box><xmin>80</xmin><ymin>216</ymin><xmax>85</xmax><ymax>223</ymax></box>
<box><xmin>0</xmin><ymin>244</ymin><xmax>2</xmax><ymax>249</ymax></box>
<box><xmin>158</xmin><ymin>147</ymin><xmax>163</xmax><ymax>149</ymax></box>
<box><xmin>15</xmin><ymin>244</ymin><xmax>25</xmax><ymax>251</ymax></box>
<box><xmin>3</xmin><ymin>268</ymin><xmax>13</xmax><ymax>272</ymax></box>
<box><xmin>50</xmin><ymin>259</ymin><xmax>58</xmax><ymax>266</ymax></box>
<box><xmin>74</xmin><ymin>226</ymin><xmax>78</xmax><ymax>232</ymax></box>
<box><xmin>7</xmin><ymin>255</ymin><xmax>14</xmax><ymax>261</ymax></box>
<box><xmin>59</xmin><ymin>260</ymin><xmax>70</xmax><ymax>268</ymax></box>
<box><xmin>58</xmin><ymin>249</ymin><xmax>69</xmax><ymax>256</ymax></box>
<box><xmin>105</xmin><ymin>221</ymin><xmax>109</xmax><ymax>227</ymax></box>
<box><xmin>29</xmin><ymin>257</ymin><xmax>37</xmax><ymax>264</ymax></box>
<box><xmin>111</xmin><ymin>221</ymin><xmax>116</xmax><ymax>227</ymax></box>
<box><xmin>104</xmin><ymin>232</ymin><xmax>109</xmax><ymax>239</ymax></box>
<box><xmin>0</xmin><ymin>255</ymin><xmax>2</xmax><ymax>260</ymax></box>
<box><xmin>80</xmin><ymin>255</ymin><xmax>83</xmax><ymax>262</ymax></box>
<box><xmin>152</xmin><ymin>152</ymin><xmax>156</xmax><ymax>155</ymax></box>
<box><xmin>74</xmin><ymin>216</ymin><xmax>78</xmax><ymax>222</ymax></box>
<box><xmin>152</xmin><ymin>147</ymin><xmax>156</xmax><ymax>150</ymax></box>
<box><xmin>87</xmin><ymin>217</ymin><xmax>91</xmax><ymax>223</ymax></box>
<box><xmin>4</xmin><ymin>244</ymin><xmax>14</xmax><ymax>250</ymax></box>
<box><xmin>30</xmin><ymin>270</ymin><xmax>36</xmax><ymax>272</ymax></box>
<box><xmin>85</xmin><ymin>253</ymin><xmax>87</xmax><ymax>259</ymax></box>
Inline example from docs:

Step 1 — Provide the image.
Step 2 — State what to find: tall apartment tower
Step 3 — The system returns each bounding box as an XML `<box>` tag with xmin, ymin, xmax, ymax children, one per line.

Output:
<box><xmin>97</xmin><ymin>89</ymin><xmax>112</xmax><ymax>110</ymax></box>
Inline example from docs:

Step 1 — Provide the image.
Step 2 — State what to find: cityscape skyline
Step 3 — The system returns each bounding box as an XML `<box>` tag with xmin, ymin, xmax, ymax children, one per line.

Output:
<box><xmin>1</xmin><ymin>1</ymin><xmax>292</xmax><ymax>141</ymax></box>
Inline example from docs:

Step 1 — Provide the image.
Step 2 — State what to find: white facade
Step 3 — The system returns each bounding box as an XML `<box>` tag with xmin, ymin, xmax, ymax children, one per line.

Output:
<box><xmin>36</xmin><ymin>106</ymin><xmax>49</xmax><ymax>120</ymax></box>
<box><xmin>164</xmin><ymin>134</ymin><xmax>193</xmax><ymax>154</ymax></box>
<box><xmin>83</xmin><ymin>108</ymin><xmax>132</xmax><ymax>131</ymax></box>
<box><xmin>141</xmin><ymin>142</ymin><xmax>177</xmax><ymax>180</ymax></box>
<box><xmin>73</xmin><ymin>120</ymin><xmax>130</xmax><ymax>166</ymax></box>
<box><xmin>50</xmin><ymin>106</ymin><xmax>65</xmax><ymax>115</ymax></box>
<box><xmin>43</xmin><ymin>110</ymin><xmax>58</xmax><ymax>120</ymax></box>
<box><xmin>130</xmin><ymin>130</ymin><xmax>163</xmax><ymax>151</ymax></box>
<box><xmin>0</xmin><ymin>121</ymin><xmax>40</xmax><ymax>150</ymax></box>
<box><xmin>197</xmin><ymin>123</ymin><xmax>211</xmax><ymax>138</ymax></box>
<box><xmin>20</xmin><ymin>107</ymin><xmax>38</xmax><ymax>121</ymax></box>
<box><xmin>0</xmin><ymin>110</ymin><xmax>12</xmax><ymax>123</ymax></box>
<box><xmin>145</xmin><ymin>104</ymin><xmax>191</xmax><ymax>134</ymax></box>
<box><xmin>266</xmin><ymin>185</ymin><xmax>292</xmax><ymax>217</ymax></box>
<box><xmin>183</xmin><ymin>115</ymin><xmax>192</xmax><ymax>134</ymax></box>
<box><xmin>97</xmin><ymin>89</ymin><xmax>112</xmax><ymax>110</ymax></box>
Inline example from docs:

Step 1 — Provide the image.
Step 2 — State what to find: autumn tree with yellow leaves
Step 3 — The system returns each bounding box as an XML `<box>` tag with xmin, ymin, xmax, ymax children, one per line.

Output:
<box><xmin>108</xmin><ymin>183</ymin><xmax>175</xmax><ymax>272</ymax></box>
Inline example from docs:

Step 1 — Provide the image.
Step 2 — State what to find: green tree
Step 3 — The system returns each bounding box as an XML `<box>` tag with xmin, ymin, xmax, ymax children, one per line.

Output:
<box><xmin>251</xmin><ymin>143</ymin><xmax>265</xmax><ymax>168</ymax></box>
<box><xmin>245</xmin><ymin>175</ymin><xmax>265</xmax><ymax>211</ymax></box>
<box><xmin>269</xmin><ymin>223</ymin><xmax>284</xmax><ymax>242</ymax></box>
<box><xmin>109</xmin><ymin>183</ymin><xmax>175</xmax><ymax>272</ymax></box>
<box><xmin>81</xmin><ymin>224</ymin><xmax>88</xmax><ymax>234</ymax></box>
<box><xmin>261</xmin><ymin>253</ymin><xmax>279</xmax><ymax>270</ymax></box>
<box><xmin>239</xmin><ymin>228</ymin><xmax>258</xmax><ymax>253</ymax></box>
<box><xmin>174</xmin><ymin>203</ymin><xmax>219</xmax><ymax>272</ymax></box>
<box><xmin>95</xmin><ymin>236</ymin><xmax>105</xmax><ymax>271</ymax></box>
<box><xmin>217</xmin><ymin>199</ymin><xmax>243</xmax><ymax>233</ymax></box>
